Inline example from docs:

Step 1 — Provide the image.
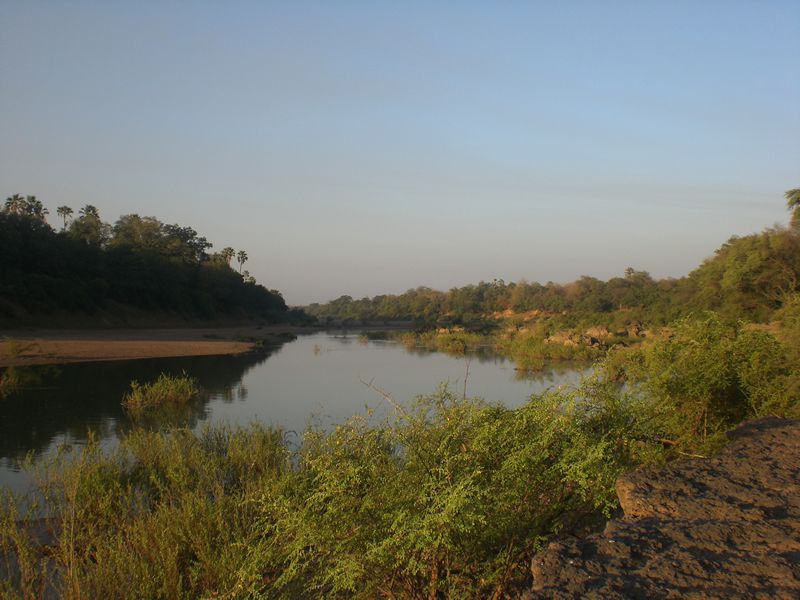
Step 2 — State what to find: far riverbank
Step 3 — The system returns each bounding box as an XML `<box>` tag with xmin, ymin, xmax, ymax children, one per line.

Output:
<box><xmin>0</xmin><ymin>326</ymin><xmax>297</xmax><ymax>367</ymax></box>
<box><xmin>0</xmin><ymin>322</ymin><xmax>416</xmax><ymax>367</ymax></box>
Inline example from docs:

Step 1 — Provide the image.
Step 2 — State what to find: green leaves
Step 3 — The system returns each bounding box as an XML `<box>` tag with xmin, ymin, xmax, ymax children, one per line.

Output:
<box><xmin>121</xmin><ymin>372</ymin><xmax>200</xmax><ymax>416</ymax></box>
<box><xmin>605</xmin><ymin>311</ymin><xmax>800</xmax><ymax>450</ymax></box>
<box><xmin>238</xmin><ymin>385</ymin><xmax>660</xmax><ymax>598</ymax></box>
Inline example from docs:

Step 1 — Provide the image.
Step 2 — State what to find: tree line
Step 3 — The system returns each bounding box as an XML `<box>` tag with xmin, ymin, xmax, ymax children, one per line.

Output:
<box><xmin>307</xmin><ymin>190</ymin><xmax>800</xmax><ymax>328</ymax></box>
<box><xmin>1</xmin><ymin>195</ymin><xmax>292</xmax><ymax>324</ymax></box>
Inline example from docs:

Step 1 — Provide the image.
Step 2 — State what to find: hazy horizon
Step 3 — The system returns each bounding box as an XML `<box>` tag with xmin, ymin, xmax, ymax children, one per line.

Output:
<box><xmin>2</xmin><ymin>1</ymin><xmax>798</xmax><ymax>305</ymax></box>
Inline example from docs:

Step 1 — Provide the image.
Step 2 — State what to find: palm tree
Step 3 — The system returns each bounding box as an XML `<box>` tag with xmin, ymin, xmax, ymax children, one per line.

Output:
<box><xmin>786</xmin><ymin>188</ymin><xmax>800</xmax><ymax>229</ymax></box>
<box><xmin>220</xmin><ymin>247</ymin><xmax>235</xmax><ymax>267</ymax></box>
<box><xmin>56</xmin><ymin>206</ymin><xmax>73</xmax><ymax>229</ymax></box>
<box><xmin>4</xmin><ymin>194</ymin><xmax>24</xmax><ymax>214</ymax></box>
<box><xmin>80</xmin><ymin>205</ymin><xmax>100</xmax><ymax>219</ymax></box>
<box><xmin>236</xmin><ymin>250</ymin><xmax>248</xmax><ymax>274</ymax></box>
<box><xmin>24</xmin><ymin>196</ymin><xmax>48</xmax><ymax>221</ymax></box>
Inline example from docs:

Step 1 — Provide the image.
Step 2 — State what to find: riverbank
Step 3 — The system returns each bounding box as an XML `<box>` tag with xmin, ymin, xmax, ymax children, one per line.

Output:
<box><xmin>0</xmin><ymin>322</ymin><xmax>421</xmax><ymax>367</ymax></box>
<box><xmin>0</xmin><ymin>326</ymin><xmax>313</xmax><ymax>367</ymax></box>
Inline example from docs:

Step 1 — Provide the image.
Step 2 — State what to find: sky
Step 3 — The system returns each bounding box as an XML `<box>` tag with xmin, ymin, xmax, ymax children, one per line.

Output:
<box><xmin>1</xmin><ymin>1</ymin><xmax>799</xmax><ymax>305</ymax></box>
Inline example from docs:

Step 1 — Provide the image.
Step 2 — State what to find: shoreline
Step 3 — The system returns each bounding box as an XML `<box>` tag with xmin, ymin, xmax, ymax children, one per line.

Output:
<box><xmin>0</xmin><ymin>325</ymin><xmax>310</xmax><ymax>367</ymax></box>
<box><xmin>0</xmin><ymin>323</ymin><xmax>415</xmax><ymax>367</ymax></box>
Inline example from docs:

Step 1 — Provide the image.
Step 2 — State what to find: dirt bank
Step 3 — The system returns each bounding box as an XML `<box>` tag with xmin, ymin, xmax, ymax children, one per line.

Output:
<box><xmin>0</xmin><ymin>326</ymin><xmax>312</xmax><ymax>367</ymax></box>
<box><xmin>523</xmin><ymin>417</ymin><xmax>800</xmax><ymax>599</ymax></box>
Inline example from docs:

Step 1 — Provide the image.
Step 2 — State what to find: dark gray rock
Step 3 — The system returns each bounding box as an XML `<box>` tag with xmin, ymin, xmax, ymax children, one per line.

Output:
<box><xmin>522</xmin><ymin>417</ymin><xmax>800</xmax><ymax>599</ymax></box>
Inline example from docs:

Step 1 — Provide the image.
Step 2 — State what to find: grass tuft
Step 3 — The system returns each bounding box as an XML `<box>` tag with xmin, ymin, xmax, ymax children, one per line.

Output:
<box><xmin>122</xmin><ymin>372</ymin><xmax>200</xmax><ymax>416</ymax></box>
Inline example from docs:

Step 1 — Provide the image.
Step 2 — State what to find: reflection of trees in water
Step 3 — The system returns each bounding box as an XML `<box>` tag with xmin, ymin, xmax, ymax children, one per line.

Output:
<box><xmin>215</xmin><ymin>382</ymin><xmax>250</xmax><ymax>404</ymax></box>
<box><xmin>400</xmin><ymin>343</ymin><xmax>507</xmax><ymax>365</ymax></box>
<box><xmin>0</xmin><ymin>339</ymin><xmax>291</xmax><ymax>464</ymax></box>
<box><xmin>383</xmin><ymin>340</ymin><xmax>590</xmax><ymax>396</ymax></box>
<box><xmin>327</xmin><ymin>333</ymin><xmax>354</xmax><ymax>345</ymax></box>
<box><xmin>512</xmin><ymin>361</ymin><xmax>590</xmax><ymax>385</ymax></box>
<box><xmin>397</xmin><ymin>341</ymin><xmax>588</xmax><ymax>385</ymax></box>
<box><xmin>398</xmin><ymin>344</ymin><xmax>587</xmax><ymax>370</ymax></box>
<box><xmin>117</xmin><ymin>393</ymin><xmax>211</xmax><ymax>435</ymax></box>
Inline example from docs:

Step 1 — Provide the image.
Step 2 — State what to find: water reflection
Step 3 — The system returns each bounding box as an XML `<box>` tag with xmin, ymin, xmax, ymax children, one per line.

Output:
<box><xmin>396</xmin><ymin>342</ymin><xmax>584</xmax><ymax>382</ymax></box>
<box><xmin>0</xmin><ymin>341</ymin><xmax>289</xmax><ymax>466</ymax></box>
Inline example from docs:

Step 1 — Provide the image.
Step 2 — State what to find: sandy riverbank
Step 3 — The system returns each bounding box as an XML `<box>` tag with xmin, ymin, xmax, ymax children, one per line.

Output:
<box><xmin>0</xmin><ymin>325</ymin><xmax>313</xmax><ymax>367</ymax></box>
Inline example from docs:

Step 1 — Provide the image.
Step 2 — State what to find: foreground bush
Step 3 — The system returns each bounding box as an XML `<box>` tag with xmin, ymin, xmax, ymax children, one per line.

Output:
<box><xmin>1</xmin><ymin>382</ymin><xmax>663</xmax><ymax>599</ymax></box>
<box><xmin>122</xmin><ymin>372</ymin><xmax>200</xmax><ymax>416</ymax></box>
<box><xmin>243</xmin><ymin>383</ymin><xmax>662</xmax><ymax>598</ymax></box>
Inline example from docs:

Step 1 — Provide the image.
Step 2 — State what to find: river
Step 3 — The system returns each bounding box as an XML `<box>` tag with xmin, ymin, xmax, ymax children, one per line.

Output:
<box><xmin>0</xmin><ymin>331</ymin><xmax>588</xmax><ymax>495</ymax></box>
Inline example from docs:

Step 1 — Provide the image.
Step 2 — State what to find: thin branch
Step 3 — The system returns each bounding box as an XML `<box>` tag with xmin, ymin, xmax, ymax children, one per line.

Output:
<box><xmin>676</xmin><ymin>450</ymin><xmax>707</xmax><ymax>459</ymax></box>
<box><xmin>359</xmin><ymin>377</ymin><xmax>413</xmax><ymax>422</ymax></box>
<box><xmin>462</xmin><ymin>356</ymin><xmax>471</xmax><ymax>401</ymax></box>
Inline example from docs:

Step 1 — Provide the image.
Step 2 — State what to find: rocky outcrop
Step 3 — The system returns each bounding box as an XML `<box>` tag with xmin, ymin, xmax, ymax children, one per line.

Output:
<box><xmin>584</xmin><ymin>326</ymin><xmax>611</xmax><ymax>340</ymax></box>
<box><xmin>545</xmin><ymin>331</ymin><xmax>606</xmax><ymax>348</ymax></box>
<box><xmin>523</xmin><ymin>417</ymin><xmax>800</xmax><ymax>599</ymax></box>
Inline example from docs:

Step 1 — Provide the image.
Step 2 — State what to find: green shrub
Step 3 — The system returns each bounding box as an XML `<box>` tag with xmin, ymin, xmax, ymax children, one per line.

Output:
<box><xmin>122</xmin><ymin>372</ymin><xmax>200</xmax><ymax>416</ymax></box>
<box><xmin>497</xmin><ymin>330</ymin><xmax>604</xmax><ymax>369</ymax></box>
<box><xmin>234</xmin><ymin>383</ymin><xmax>662</xmax><ymax>598</ymax></box>
<box><xmin>601</xmin><ymin>312</ymin><xmax>800</xmax><ymax>451</ymax></box>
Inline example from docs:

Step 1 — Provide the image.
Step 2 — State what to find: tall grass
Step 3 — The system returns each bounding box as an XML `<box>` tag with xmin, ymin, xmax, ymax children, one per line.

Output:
<box><xmin>122</xmin><ymin>372</ymin><xmax>199</xmax><ymax>416</ymax></box>
<box><xmin>1</xmin><ymin>424</ymin><xmax>289</xmax><ymax>599</ymax></box>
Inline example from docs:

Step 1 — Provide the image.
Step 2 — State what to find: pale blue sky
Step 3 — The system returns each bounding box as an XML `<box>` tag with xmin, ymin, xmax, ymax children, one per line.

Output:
<box><xmin>2</xmin><ymin>1</ymin><xmax>798</xmax><ymax>304</ymax></box>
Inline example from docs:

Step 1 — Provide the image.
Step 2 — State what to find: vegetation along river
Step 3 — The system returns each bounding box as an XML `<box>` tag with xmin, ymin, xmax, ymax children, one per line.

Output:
<box><xmin>0</xmin><ymin>331</ymin><xmax>588</xmax><ymax>495</ymax></box>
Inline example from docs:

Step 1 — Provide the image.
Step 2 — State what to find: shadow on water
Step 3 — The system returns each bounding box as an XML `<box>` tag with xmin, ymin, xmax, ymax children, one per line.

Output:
<box><xmin>0</xmin><ymin>338</ymin><xmax>292</xmax><ymax>467</ymax></box>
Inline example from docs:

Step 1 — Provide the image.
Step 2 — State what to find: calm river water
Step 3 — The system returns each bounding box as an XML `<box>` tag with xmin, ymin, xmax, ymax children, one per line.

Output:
<box><xmin>0</xmin><ymin>331</ymin><xmax>588</xmax><ymax>495</ymax></box>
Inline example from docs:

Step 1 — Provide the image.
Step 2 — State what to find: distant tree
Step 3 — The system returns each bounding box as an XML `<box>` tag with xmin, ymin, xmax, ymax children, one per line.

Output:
<box><xmin>111</xmin><ymin>214</ymin><xmax>165</xmax><ymax>250</ymax></box>
<box><xmin>242</xmin><ymin>270</ymin><xmax>256</xmax><ymax>284</ymax></box>
<box><xmin>80</xmin><ymin>205</ymin><xmax>100</xmax><ymax>219</ymax></box>
<box><xmin>69</xmin><ymin>205</ymin><xmax>109</xmax><ymax>246</ymax></box>
<box><xmin>220</xmin><ymin>247</ymin><xmax>235</xmax><ymax>267</ymax></box>
<box><xmin>237</xmin><ymin>250</ymin><xmax>248</xmax><ymax>273</ymax></box>
<box><xmin>56</xmin><ymin>206</ymin><xmax>73</xmax><ymax>229</ymax></box>
<box><xmin>5</xmin><ymin>195</ymin><xmax>49</xmax><ymax>221</ymax></box>
<box><xmin>4</xmin><ymin>194</ymin><xmax>24</xmax><ymax>215</ymax></box>
<box><xmin>24</xmin><ymin>196</ymin><xmax>48</xmax><ymax>221</ymax></box>
<box><xmin>162</xmin><ymin>224</ymin><xmax>212</xmax><ymax>264</ymax></box>
<box><xmin>786</xmin><ymin>188</ymin><xmax>800</xmax><ymax>229</ymax></box>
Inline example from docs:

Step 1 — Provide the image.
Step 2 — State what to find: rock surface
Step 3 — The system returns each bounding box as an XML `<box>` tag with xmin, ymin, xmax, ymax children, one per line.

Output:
<box><xmin>524</xmin><ymin>417</ymin><xmax>800</xmax><ymax>599</ymax></box>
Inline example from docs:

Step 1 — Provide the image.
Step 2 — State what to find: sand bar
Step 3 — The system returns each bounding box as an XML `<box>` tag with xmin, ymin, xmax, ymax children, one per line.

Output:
<box><xmin>0</xmin><ymin>326</ymin><xmax>307</xmax><ymax>367</ymax></box>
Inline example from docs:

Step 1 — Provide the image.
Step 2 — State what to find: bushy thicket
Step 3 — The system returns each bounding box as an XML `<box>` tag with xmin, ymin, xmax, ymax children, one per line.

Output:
<box><xmin>604</xmin><ymin>311</ymin><xmax>800</xmax><ymax>450</ymax></box>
